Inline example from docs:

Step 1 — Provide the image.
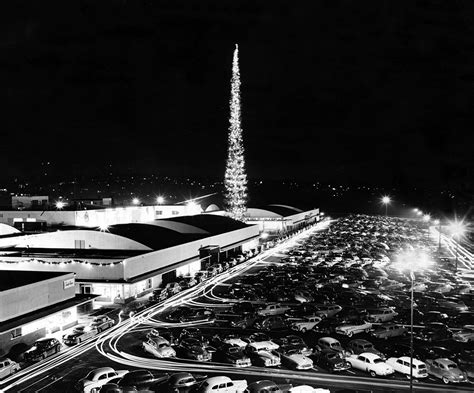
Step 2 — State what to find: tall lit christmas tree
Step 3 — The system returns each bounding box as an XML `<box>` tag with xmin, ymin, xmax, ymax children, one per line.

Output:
<box><xmin>224</xmin><ymin>44</ymin><xmax>248</xmax><ymax>221</ymax></box>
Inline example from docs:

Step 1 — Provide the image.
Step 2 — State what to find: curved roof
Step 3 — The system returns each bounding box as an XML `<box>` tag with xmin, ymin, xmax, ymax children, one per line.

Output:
<box><xmin>0</xmin><ymin>223</ymin><xmax>21</xmax><ymax>236</ymax></box>
<box><xmin>147</xmin><ymin>220</ymin><xmax>209</xmax><ymax>235</ymax></box>
<box><xmin>267</xmin><ymin>204</ymin><xmax>303</xmax><ymax>215</ymax></box>
<box><xmin>166</xmin><ymin>214</ymin><xmax>249</xmax><ymax>235</ymax></box>
<box><xmin>103</xmin><ymin>223</ymin><xmax>203</xmax><ymax>250</ymax></box>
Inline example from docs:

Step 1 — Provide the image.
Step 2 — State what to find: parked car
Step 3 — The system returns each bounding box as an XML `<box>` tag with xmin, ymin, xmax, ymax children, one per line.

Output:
<box><xmin>164</xmin><ymin>282</ymin><xmax>182</xmax><ymax>295</ymax></box>
<box><xmin>195</xmin><ymin>271</ymin><xmax>208</xmax><ymax>283</ymax></box>
<box><xmin>24</xmin><ymin>337</ymin><xmax>61</xmax><ymax>362</ymax></box>
<box><xmin>314</xmin><ymin>304</ymin><xmax>342</xmax><ymax>319</ymax></box>
<box><xmin>0</xmin><ymin>358</ymin><xmax>20</xmax><ymax>380</ymax></box>
<box><xmin>385</xmin><ymin>356</ymin><xmax>428</xmax><ymax>379</ymax></box>
<box><xmin>254</xmin><ymin>316</ymin><xmax>287</xmax><ymax>331</ymax></box>
<box><xmin>416</xmin><ymin>322</ymin><xmax>453</xmax><ymax>342</ymax></box>
<box><xmin>425</xmin><ymin>358</ymin><xmax>468</xmax><ymax>384</ymax></box>
<box><xmin>294</xmin><ymin>290</ymin><xmax>314</xmax><ymax>303</ymax></box>
<box><xmin>346</xmin><ymin>353</ymin><xmax>394</xmax><ymax>377</ymax></box>
<box><xmin>63</xmin><ymin>324</ymin><xmax>99</xmax><ymax>346</ymax></box>
<box><xmin>179</xmin><ymin>308</ymin><xmax>215</xmax><ymax>323</ymax></box>
<box><xmin>197</xmin><ymin>376</ymin><xmax>247</xmax><ymax>393</ymax></box>
<box><xmin>371</xmin><ymin>323</ymin><xmax>408</xmax><ymax>340</ymax></box>
<box><xmin>75</xmin><ymin>367</ymin><xmax>129</xmax><ymax>393</ymax></box>
<box><xmin>163</xmin><ymin>372</ymin><xmax>199</xmax><ymax>392</ymax></box>
<box><xmin>245</xmin><ymin>342</ymin><xmax>281</xmax><ymax>367</ymax></box>
<box><xmin>242</xmin><ymin>333</ymin><xmax>279</xmax><ymax>351</ymax></box>
<box><xmin>147</xmin><ymin>327</ymin><xmax>176</xmax><ymax>344</ymax></box>
<box><xmin>335</xmin><ymin>320</ymin><xmax>372</xmax><ymax>337</ymax></box>
<box><xmin>118</xmin><ymin>370</ymin><xmax>168</xmax><ymax>390</ymax></box>
<box><xmin>311</xmin><ymin>349</ymin><xmax>351</xmax><ymax>372</ymax></box>
<box><xmin>452</xmin><ymin>325</ymin><xmax>474</xmax><ymax>343</ymax></box>
<box><xmin>290</xmin><ymin>316</ymin><xmax>322</xmax><ymax>332</ymax></box>
<box><xmin>231</xmin><ymin>302</ymin><xmax>256</xmax><ymax>315</ymax></box>
<box><xmin>346</xmin><ymin>339</ymin><xmax>385</xmax><ymax>359</ymax></box>
<box><xmin>257</xmin><ymin>303</ymin><xmax>291</xmax><ymax>317</ymax></box>
<box><xmin>278</xmin><ymin>348</ymin><xmax>314</xmax><ymax>370</ymax></box>
<box><xmin>176</xmin><ymin>338</ymin><xmax>213</xmax><ymax>362</ymax></box>
<box><xmin>90</xmin><ymin>315</ymin><xmax>114</xmax><ymax>333</ymax></box>
<box><xmin>316</xmin><ymin>337</ymin><xmax>347</xmax><ymax>356</ymax></box>
<box><xmin>229</xmin><ymin>314</ymin><xmax>259</xmax><ymax>329</ymax></box>
<box><xmin>367</xmin><ymin>308</ymin><xmax>398</xmax><ymax>323</ymax></box>
<box><xmin>245</xmin><ymin>380</ymin><xmax>292</xmax><ymax>393</ymax></box>
<box><xmin>214</xmin><ymin>343</ymin><xmax>252</xmax><ymax>367</ymax></box>
<box><xmin>143</xmin><ymin>336</ymin><xmax>176</xmax><ymax>358</ymax></box>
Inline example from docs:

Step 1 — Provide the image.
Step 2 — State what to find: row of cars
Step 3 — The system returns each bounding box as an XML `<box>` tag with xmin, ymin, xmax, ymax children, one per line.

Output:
<box><xmin>0</xmin><ymin>315</ymin><xmax>115</xmax><ymax>382</ymax></box>
<box><xmin>75</xmin><ymin>366</ymin><xmax>329</xmax><ymax>393</ymax></box>
<box><xmin>198</xmin><ymin>215</ymin><xmax>473</xmax><ymax>384</ymax></box>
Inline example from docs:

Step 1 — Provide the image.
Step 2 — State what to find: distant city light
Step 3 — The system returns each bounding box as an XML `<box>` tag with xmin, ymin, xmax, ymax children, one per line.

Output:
<box><xmin>55</xmin><ymin>201</ymin><xmax>66</xmax><ymax>209</ymax></box>
<box><xmin>132</xmin><ymin>198</ymin><xmax>140</xmax><ymax>205</ymax></box>
<box><xmin>156</xmin><ymin>196</ymin><xmax>165</xmax><ymax>204</ymax></box>
<box><xmin>416</xmin><ymin>211</ymin><xmax>422</xmax><ymax>216</ymax></box>
<box><xmin>381</xmin><ymin>196</ymin><xmax>391</xmax><ymax>205</ymax></box>
<box><xmin>433</xmin><ymin>219</ymin><xmax>440</xmax><ymax>226</ymax></box>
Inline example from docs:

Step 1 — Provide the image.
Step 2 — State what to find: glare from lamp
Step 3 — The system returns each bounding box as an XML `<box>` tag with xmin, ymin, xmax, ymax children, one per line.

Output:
<box><xmin>261</xmin><ymin>232</ymin><xmax>269</xmax><ymax>239</ymax></box>
<box><xmin>381</xmin><ymin>196</ymin><xmax>391</xmax><ymax>205</ymax></box>
<box><xmin>132</xmin><ymin>198</ymin><xmax>140</xmax><ymax>205</ymax></box>
<box><xmin>423</xmin><ymin>214</ymin><xmax>431</xmax><ymax>222</ymax></box>
<box><xmin>55</xmin><ymin>201</ymin><xmax>66</xmax><ymax>209</ymax></box>
<box><xmin>156</xmin><ymin>196</ymin><xmax>165</xmax><ymax>204</ymax></box>
<box><xmin>394</xmin><ymin>249</ymin><xmax>433</xmax><ymax>273</ymax></box>
<box><xmin>448</xmin><ymin>220</ymin><xmax>466</xmax><ymax>238</ymax></box>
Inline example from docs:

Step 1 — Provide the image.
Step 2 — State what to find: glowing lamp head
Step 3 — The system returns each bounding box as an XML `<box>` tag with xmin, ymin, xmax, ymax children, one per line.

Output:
<box><xmin>416</xmin><ymin>211</ymin><xmax>422</xmax><ymax>216</ymax></box>
<box><xmin>381</xmin><ymin>196</ymin><xmax>391</xmax><ymax>205</ymax></box>
<box><xmin>413</xmin><ymin>208</ymin><xmax>419</xmax><ymax>213</ymax></box>
<box><xmin>187</xmin><ymin>200</ymin><xmax>197</xmax><ymax>208</ymax></box>
<box><xmin>448</xmin><ymin>221</ymin><xmax>466</xmax><ymax>238</ymax></box>
<box><xmin>261</xmin><ymin>232</ymin><xmax>269</xmax><ymax>239</ymax></box>
<box><xmin>98</xmin><ymin>224</ymin><xmax>109</xmax><ymax>232</ymax></box>
<box><xmin>423</xmin><ymin>214</ymin><xmax>431</xmax><ymax>222</ymax></box>
<box><xmin>156</xmin><ymin>196</ymin><xmax>165</xmax><ymax>204</ymax></box>
<box><xmin>55</xmin><ymin>201</ymin><xmax>66</xmax><ymax>209</ymax></box>
<box><xmin>132</xmin><ymin>198</ymin><xmax>140</xmax><ymax>205</ymax></box>
<box><xmin>433</xmin><ymin>219</ymin><xmax>440</xmax><ymax>226</ymax></box>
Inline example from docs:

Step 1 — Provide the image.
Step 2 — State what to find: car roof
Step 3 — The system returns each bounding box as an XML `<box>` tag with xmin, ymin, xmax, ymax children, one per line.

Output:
<box><xmin>204</xmin><ymin>376</ymin><xmax>232</xmax><ymax>384</ymax></box>
<box><xmin>90</xmin><ymin>367</ymin><xmax>116</xmax><ymax>374</ymax></box>
<box><xmin>435</xmin><ymin>358</ymin><xmax>457</xmax><ymax>365</ymax></box>
<box><xmin>319</xmin><ymin>337</ymin><xmax>340</xmax><ymax>343</ymax></box>
<box><xmin>359</xmin><ymin>352</ymin><xmax>380</xmax><ymax>360</ymax></box>
<box><xmin>349</xmin><ymin>339</ymin><xmax>370</xmax><ymax>345</ymax></box>
<box><xmin>398</xmin><ymin>357</ymin><xmax>424</xmax><ymax>365</ymax></box>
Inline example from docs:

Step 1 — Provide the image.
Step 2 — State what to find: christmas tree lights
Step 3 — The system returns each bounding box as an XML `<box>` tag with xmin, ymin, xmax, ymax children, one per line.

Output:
<box><xmin>224</xmin><ymin>44</ymin><xmax>248</xmax><ymax>221</ymax></box>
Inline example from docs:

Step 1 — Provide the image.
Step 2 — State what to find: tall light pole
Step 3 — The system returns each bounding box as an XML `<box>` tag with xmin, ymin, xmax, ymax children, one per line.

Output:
<box><xmin>433</xmin><ymin>219</ymin><xmax>441</xmax><ymax>254</ymax></box>
<box><xmin>381</xmin><ymin>196</ymin><xmax>390</xmax><ymax>217</ymax></box>
<box><xmin>395</xmin><ymin>250</ymin><xmax>432</xmax><ymax>393</ymax></box>
<box><xmin>448</xmin><ymin>220</ymin><xmax>466</xmax><ymax>272</ymax></box>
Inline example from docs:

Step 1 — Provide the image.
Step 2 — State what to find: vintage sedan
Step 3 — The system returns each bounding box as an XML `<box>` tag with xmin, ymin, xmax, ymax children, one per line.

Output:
<box><xmin>257</xmin><ymin>303</ymin><xmax>291</xmax><ymax>317</ymax></box>
<box><xmin>311</xmin><ymin>349</ymin><xmax>351</xmax><ymax>372</ymax></box>
<box><xmin>371</xmin><ymin>324</ymin><xmax>407</xmax><ymax>340</ymax></box>
<box><xmin>90</xmin><ymin>315</ymin><xmax>114</xmax><ymax>333</ymax></box>
<box><xmin>0</xmin><ymin>358</ymin><xmax>20</xmax><ymax>380</ymax></box>
<box><xmin>176</xmin><ymin>338</ymin><xmax>213</xmax><ymax>362</ymax></box>
<box><xmin>452</xmin><ymin>325</ymin><xmax>474</xmax><ymax>343</ymax></box>
<box><xmin>335</xmin><ymin>320</ymin><xmax>372</xmax><ymax>337</ymax></box>
<box><xmin>75</xmin><ymin>367</ymin><xmax>129</xmax><ymax>393</ymax></box>
<box><xmin>215</xmin><ymin>343</ymin><xmax>252</xmax><ymax>367</ymax></box>
<box><xmin>346</xmin><ymin>353</ymin><xmax>394</xmax><ymax>377</ymax></box>
<box><xmin>278</xmin><ymin>348</ymin><xmax>314</xmax><ymax>370</ymax></box>
<box><xmin>24</xmin><ymin>337</ymin><xmax>61</xmax><ymax>362</ymax></box>
<box><xmin>346</xmin><ymin>339</ymin><xmax>385</xmax><ymax>359</ymax></box>
<box><xmin>367</xmin><ymin>308</ymin><xmax>398</xmax><ymax>323</ymax></box>
<box><xmin>425</xmin><ymin>358</ymin><xmax>468</xmax><ymax>384</ymax></box>
<box><xmin>316</xmin><ymin>337</ymin><xmax>347</xmax><ymax>356</ymax></box>
<box><xmin>63</xmin><ymin>324</ymin><xmax>99</xmax><ymax>346</ymax></box>
<box><xmin>245</xmin><ymin>342</ymin><xmax>281</xmax><ymax>367</ymax></box>
<box><xmin>197</xmin><ymin>376</ymin><xmax>247</xmax><ymax>393</ymax></box>
<box><xmin>290</xmin><ymin>316</ymin><xmax>322</xmax><ymax>332</ymax></box>
<box><xmin>142</xmin><ymin>336</ymin><xmax>176</xmax><ymax>358</ymax></box>
<box><xmin>386</xmin><ymin>357</ymin><xmax>428</xmax><ymax>379</ymax></box>
<box><xmin>242</xmin><ymin>333</ymin><xmax>279</xmax><ymax>351</ymax></box>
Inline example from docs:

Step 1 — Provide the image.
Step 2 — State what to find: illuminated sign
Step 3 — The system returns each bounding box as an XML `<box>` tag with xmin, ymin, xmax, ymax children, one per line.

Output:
<box><xmin>63</xmin><ymin>278</ymin><xmax>75</xmax><ymax>289</ymax></box>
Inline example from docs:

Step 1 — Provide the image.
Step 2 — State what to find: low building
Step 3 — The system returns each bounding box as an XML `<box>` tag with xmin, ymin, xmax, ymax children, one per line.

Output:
<box><xmin>11</xmin><ymin>195</ymin><xmax>49</xmax><ymax>210</ymax></box>
<box><xmin>0</xmin><ymin>203</ymin><xmax>203</xmax><ymax>228</ymax></box>
<box><xmin>0</xmin><ymin>270</ymin><xmax>94</xmax><ymax>357</ymax></box>
<box><xmin>0</xmin><ymin>215</ymin><xmax>260</xmax><ymax>303</ymax></box>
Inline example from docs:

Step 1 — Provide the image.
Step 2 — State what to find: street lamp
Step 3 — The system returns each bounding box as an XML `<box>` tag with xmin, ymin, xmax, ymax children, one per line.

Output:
<box><xmin>156</xmin><ymin>196</ymin><xmax>165</xmax><ymax>204</ymax></box>
<box><xmin>394</xmin><ymin>250</ymin><xmax>433</xmax><ymax>393</ymax></box>
<box><xmin>448</xmin><ymin>220</ymin><xmax>466</xmax><ymax>271</ymax></box>
<box><xmin>55</xmin><ymin>201</ymin><xmax>66</xmax><ymax>210</ymax></box>
<box><xmin>132</xmin><ymin>197</ymin><xmax>140</xmax><ymax>205</ymax></box>
<box><xmin>381</xmin><ymin>196</ymin><xmax>391</xmax><ymax>216</ymax></box>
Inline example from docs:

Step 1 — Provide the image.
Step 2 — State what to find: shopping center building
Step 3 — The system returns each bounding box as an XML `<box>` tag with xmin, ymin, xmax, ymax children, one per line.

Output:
<box><xmin>0</xmin><ymin>215</ymin><xmax>260</xmax><ymax>304</ymax></box>
<box><xmin>0</xmin><ymin>271</ymin><xmax>95</xmax><ymax>357</ymax></box>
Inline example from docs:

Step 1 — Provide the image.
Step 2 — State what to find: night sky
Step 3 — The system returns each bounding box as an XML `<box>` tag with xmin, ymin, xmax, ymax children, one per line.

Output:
<box><xmin>1</xmin><ymin>0</ymin><xmax>473</xmax><ymax>190</ymax></box>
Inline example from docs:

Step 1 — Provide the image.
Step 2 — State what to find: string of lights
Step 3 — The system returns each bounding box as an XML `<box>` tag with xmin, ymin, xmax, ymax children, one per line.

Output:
<box><xmin>224</xmin><ymin>44</ymin><xmax>248</xmax><ymax>222</ymax></box>
<box><xmin>0</xmin><ymin>259</ymin><xmax>123</xmax><ymax>267</ymax></box>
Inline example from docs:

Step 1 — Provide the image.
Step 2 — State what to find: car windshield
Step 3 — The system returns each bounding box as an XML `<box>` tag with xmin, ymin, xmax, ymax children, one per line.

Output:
<box><xmin>418</xmin><ymin>364</ymin><xmax>426</xmax><ymax>369</ymax></box>
<box><xmin>330</xmin><ymin>343</ymin><xmax>341</xmax><ymax>348</ymax></box>
<box><xmin>373</xmin><ymin>358</ymin><xmax>383</xmax><ymax>364</ymax></box>
<box><xmin>363</xmin><ymin>344</ymin><xmax>373</xmax><ymax>349</ymax></box>
<box><xmin>447</xmin><ymin>363</ymin><xmax>457</xmax><ymax>369</ymax></box>
<box><xmin>228</xmin><ymin>347</ymin><xmax>239</xmax><ymax>354</ymax></box>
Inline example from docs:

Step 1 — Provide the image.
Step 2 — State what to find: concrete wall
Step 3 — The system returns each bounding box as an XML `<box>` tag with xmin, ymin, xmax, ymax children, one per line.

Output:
<box><xmin>0</xmin><ymin>272</ymin><xmax>75</xmax><ymax>322</ymax></box>
<box><xmin>0</xmin><ymin>211</ymin><xmax>76</xmax><ymax>226</ymax></box>
<box><xmin>2</xmin><ymin>230</ymin><xmax>151</xmax><ymax>250</ymax></box>
<box><xmin>123</xmin><ymin>225</ymin><xmax>260</xmax><ymax>280</ymax></box>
